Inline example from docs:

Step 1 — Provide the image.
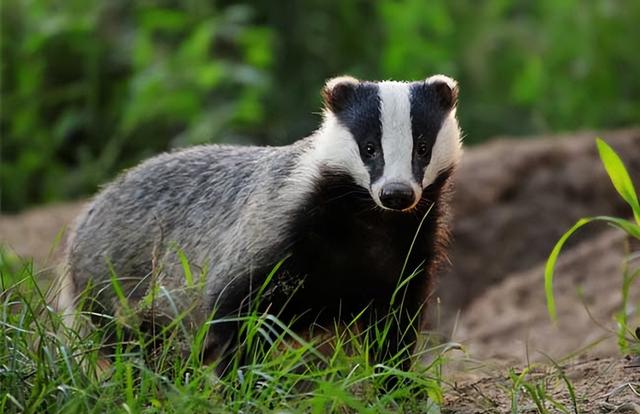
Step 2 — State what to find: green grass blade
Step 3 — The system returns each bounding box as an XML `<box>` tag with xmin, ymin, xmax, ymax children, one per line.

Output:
<box><xmin>545</xmin><ymin>218</ymin><xmax>593</xmax><ymax>321</ymax></box>
<box><xmin>545</xmin><ymin>215</ymin><xmax>640</xmax><ymax>321</ymax></box>
<box><xmin>399</xmin><ymin>202</ymin><xmax>434</xmax><ymax>280</ymax></box>
<box><xmin>177</xmin><ymin>248</ymin><xmax>194</xmax><ymax>287</ymax></box>
<box><xmin>596</xmin><ymin>138</ymin><xmax>640</xmax><ymax>224</ymax></box>
<box><xmin>597</xmin><ymin>215</ymin><xmax>640</xmax><ymax>238</ymax></box>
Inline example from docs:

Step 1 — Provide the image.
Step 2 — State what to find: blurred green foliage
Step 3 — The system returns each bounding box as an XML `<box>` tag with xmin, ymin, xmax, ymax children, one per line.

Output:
<box><xmin>2</xmin><ymin>0</ymin><xmax>639</xmax><ymax>211</ymax></box>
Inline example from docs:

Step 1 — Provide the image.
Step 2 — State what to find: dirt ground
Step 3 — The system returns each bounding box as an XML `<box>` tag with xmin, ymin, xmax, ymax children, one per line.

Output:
<box><xmin>448</xmin><ymin>228</ymin><xmax>639</xmax><ymax>363</ymax></box>
<box><xmin>1</xmin><ymin>128</ymin><xmax>639</xmax><ymax>412</ymax></box>
<box><xmin>441</xmin><ymin>128</ymin><xmax>640</xmax><ymax>317</ymax></box>
<box><xmin>444</xmin><ymin>356</ymin><xmax>640</xmax><ymax>413</ymax></box>
<box><xmin>0</xmin><ymin>200</ymin><xmax>85</xmax><ymax>266</ymax></box>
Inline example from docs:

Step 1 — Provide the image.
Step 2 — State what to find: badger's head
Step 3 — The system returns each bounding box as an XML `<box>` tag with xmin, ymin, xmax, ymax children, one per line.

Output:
<box><xmin>315</xmin><ymin>75</ymin><xmax>462</xmax><ymax>211</ymax></box>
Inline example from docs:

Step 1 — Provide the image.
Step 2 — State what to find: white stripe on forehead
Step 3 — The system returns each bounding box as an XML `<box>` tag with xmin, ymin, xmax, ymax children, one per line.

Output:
<box><xmin>378</xmin><ymin>81</ymin><xmax>414</xmax><ymax>185</ymax></box>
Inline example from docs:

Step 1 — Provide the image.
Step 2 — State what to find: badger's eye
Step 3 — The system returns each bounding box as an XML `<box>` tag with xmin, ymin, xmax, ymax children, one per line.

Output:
<box><xmin>416</xmin><ymin>142</ymin><xmax>430</xmax><ymax>157</ymax></box>
<box><xmin>364</xmin><ymin>143</ymin><xmax>377</xmax><ymax>158</ymax></box>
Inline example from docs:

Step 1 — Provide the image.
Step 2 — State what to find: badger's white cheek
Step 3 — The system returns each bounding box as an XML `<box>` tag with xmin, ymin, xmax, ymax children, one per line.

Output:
<box><xmin>422</xmin><ymin>114</ymin><xmax>462</xmax><ymax>188</ymax></box>
<box><xmin>313</xmin><ymin>116</ymin><xmax>371</xmax><ymax>190</ymax></box>
<box><xmin>347</xmin><ymin>150</ymin><xmax>371</xmax><ymax>189</ymax></box>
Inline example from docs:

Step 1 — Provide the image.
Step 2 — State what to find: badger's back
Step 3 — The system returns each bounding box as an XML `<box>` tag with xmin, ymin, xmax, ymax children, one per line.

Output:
<box><xmin>66</xmin><ymin>142</ymin><xmax>311</xmax><ymax>318</ymax></box>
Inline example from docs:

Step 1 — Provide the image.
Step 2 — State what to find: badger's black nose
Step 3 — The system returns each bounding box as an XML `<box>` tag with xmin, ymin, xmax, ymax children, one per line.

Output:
<box><xmin>379</xmin><ymin>182</ymin><xmax>416</xmax><ymax>210</ymax></box>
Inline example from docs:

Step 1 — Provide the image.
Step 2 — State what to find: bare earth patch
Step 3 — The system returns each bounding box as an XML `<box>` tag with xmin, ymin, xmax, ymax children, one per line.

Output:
<box><xmin>444</xmin><ymin>357</ymin><xmax>640</xmax><ymax>413</ymax></box>
<box><xmin>441</xmin><ymin>128</ymin><xmax>640</xmax><ymax>318</ymax></box>
<box><xmin>0</xmin><ymin>201</ymin><xmax>85</xmax><ymax>266</ymax></box>
<box><xmin>450</xmin><ymin>228</ymin><xmax>639</xmax><ymax>363</ymax></box>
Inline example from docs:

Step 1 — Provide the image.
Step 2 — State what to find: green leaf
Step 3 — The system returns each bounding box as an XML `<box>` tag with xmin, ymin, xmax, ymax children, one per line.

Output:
<box><xmin>545</xmin><ymin>216</ymin><xmax>640</xmax><ymax>321</ymax></box>
<box><xmin>596</xmin><ymin>138</ymin><xmax>640</xmax><ymax>224</ymax></box>
<box><xmin>139</xmin><ymin>8</ymin><xmax>187</xmax><ymax>32</ymax></box>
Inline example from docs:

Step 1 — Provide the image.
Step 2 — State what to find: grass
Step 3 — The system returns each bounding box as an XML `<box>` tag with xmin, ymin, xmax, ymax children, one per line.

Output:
<box><xmin>0</xmin><ymin>248</ymin><xmax>447</xmax><ymax>413</ymax></box>
<box><xmin>504</xmin><ymin>355</ymin><xmax>579</xmax><ymax>414</ymax></box>
<box><xmin>6</xmin><ymin>247</ymin><xmax>623</xmax><ymax>414</ymax></box>
<box><xmin>508</xmin><ymin>362</ymin><xmax>583</xmax><ymax>413</ymax></box>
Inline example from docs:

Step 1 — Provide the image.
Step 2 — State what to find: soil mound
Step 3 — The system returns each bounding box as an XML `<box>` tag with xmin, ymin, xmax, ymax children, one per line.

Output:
<box><xmin>436</xmin><ymin>128</ymin><xmax>640</xmax><ymax>361</ymax></box>
<box><xmin>442</xmin><ymin>128</ymin><xmax>640</xmax><ymax>314</ymax></box>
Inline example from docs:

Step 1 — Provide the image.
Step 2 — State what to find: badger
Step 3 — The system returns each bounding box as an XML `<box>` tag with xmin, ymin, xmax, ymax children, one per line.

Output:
<box><xmin>58</xmin><ymin>74</ymin><xmax>462</xmax><ymax>375</ymax></box>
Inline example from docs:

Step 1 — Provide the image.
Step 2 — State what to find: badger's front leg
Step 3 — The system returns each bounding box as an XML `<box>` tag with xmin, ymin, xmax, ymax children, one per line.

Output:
<box><xmin>370</xmin><ymin>274</ymin><xmax>429</xmax><ymax>380</ymax></box>
<box><xmin>202</xmin><ymin>271</ymin><xmax>268</xmax><ymax>377</ymax></box>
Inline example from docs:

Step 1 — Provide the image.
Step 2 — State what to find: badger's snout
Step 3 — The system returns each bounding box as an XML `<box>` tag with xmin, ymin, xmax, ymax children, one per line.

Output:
<box><xmin>379</xmin><ymin>182</ymin><xmax>416</xmax><ymax>211</ymax></box>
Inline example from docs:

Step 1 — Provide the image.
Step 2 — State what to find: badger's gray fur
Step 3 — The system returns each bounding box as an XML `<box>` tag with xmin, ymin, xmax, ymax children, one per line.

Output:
<box><xmin>58</xmin><ymin>75</ymin><xmax>462</xmax><ymax>373</ymax></box>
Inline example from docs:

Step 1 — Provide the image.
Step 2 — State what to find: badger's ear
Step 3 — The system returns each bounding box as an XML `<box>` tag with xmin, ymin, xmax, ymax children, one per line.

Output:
<box><xmin>426</xmin><ymin>74</ymin><xmax>459</xmax><ymax>110</ymax></box>
<box><xmin>322</xmin><ymin>76</ymin><xmax>359</xmax><ymax>113</ymax></box>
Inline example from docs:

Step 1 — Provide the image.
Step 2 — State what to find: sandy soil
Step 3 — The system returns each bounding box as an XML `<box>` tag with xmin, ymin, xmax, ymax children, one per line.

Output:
<box><xmin>0</xmin><ymin>200</ymin><xmax>85</xmax><ymax>266</ymax></box>
<box><xmin>444</xmin><ymin>357</ymin><xmax>640</xmax><ymax>413</ymax></box>
<box><xmin>441</xmin><ymin>128</ymin><xmax>640</xmax><ymax>316</ymax></box>
<box><xmin>449</xmin><ymin>228</ymin><xmax>639</xmax><ymax>363</ymax></box>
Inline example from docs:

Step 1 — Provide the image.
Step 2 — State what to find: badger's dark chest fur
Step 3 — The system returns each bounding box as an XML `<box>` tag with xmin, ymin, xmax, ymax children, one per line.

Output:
<box><xmin>265</xmin><ymin>170</ymin><xmax>450</xmax><ymax>328</ymax></box>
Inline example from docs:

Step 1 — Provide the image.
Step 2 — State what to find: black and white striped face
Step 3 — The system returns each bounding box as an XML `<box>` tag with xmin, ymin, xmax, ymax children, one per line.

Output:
<box><xmin>316</xmin><ymin>75</ymin><xmax>462</xmax><ymax>211</ymax></box>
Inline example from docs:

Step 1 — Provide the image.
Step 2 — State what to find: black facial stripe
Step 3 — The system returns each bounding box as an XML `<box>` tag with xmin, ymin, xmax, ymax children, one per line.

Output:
<box><xmin>409</xmin><ymin>82</ymin><xmax>450</xmax><ymax>184</ymax></box>
<box><xmin>332</xmin><ymin>83</ymin><xmax>384</xmax><ymax>184</ymax></box>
